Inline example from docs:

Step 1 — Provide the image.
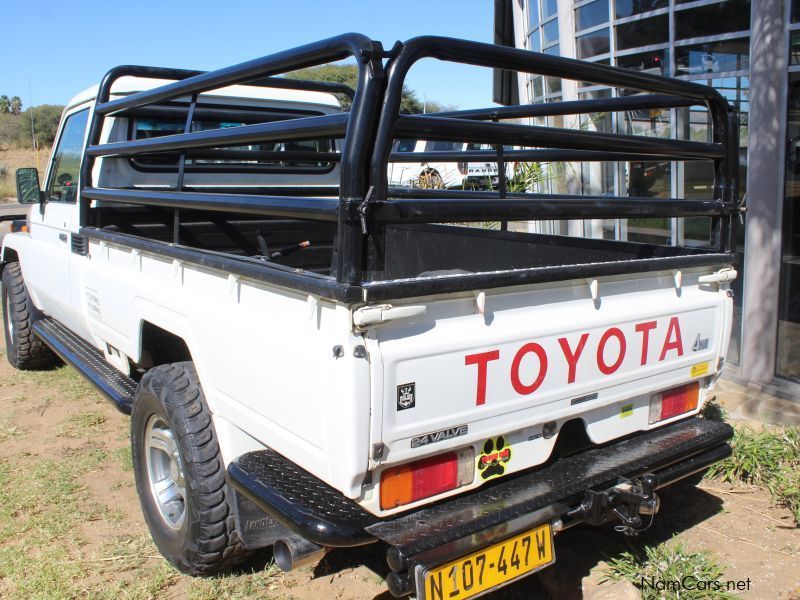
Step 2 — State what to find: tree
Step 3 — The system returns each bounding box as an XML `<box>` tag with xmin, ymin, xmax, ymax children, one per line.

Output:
<box><xmin>0</xmin><ymin>103</ymin><xmax>63</xmax><ymax>149</ymax></box>
<box><xmin>284</xmin><ymin>64</ymin><xmax>433</xmax><ymax>114</ymax></box>
<box><xmin>285</xmin><ymin>64</ymin><xmax>358</xmax><ymax>109</ymax></box>
<box><xmin>9</xmin><ymin>97</ymin><xmax>22</xmax><ymax>115</ymax></box>
<box><xmin>23</xmin><ymin>105</ymin><xmax>63</xmax><ymax>147</ymax></box>
<box><xmin>399</xmin><ymin>87</ymin><xmax>423</xmax><ymax>114</ymax></box>
<box><xmin>0</xmin><ymin>96</ymin><xmax>9</xmax><ymax>114</ymax></box>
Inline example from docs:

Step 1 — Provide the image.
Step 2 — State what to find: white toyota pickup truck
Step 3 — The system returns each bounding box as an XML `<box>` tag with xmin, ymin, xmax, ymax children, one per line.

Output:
<box><xmin>4</xmin><ymin>35</ymin><xmax>740</xmax><ymax>599</ymax></box>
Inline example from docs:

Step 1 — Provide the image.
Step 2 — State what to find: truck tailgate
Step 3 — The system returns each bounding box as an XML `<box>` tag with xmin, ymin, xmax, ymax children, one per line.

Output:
<box><xmin>369</xmin><ymin>269</ymin><xmax>732</xmax><ymax>470</ymax></box>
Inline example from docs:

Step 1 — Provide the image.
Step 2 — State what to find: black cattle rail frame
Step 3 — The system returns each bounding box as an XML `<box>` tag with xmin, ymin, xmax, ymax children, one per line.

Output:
<box><xmin>77</xmin><ymin>33</ymin><xmax>741</xmax><ymax>303</ymax></box>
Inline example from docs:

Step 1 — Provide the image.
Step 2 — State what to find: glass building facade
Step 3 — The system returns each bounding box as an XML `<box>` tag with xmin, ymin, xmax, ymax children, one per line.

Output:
<box><xmin>509</xmin><ymin>0</ymin><xmax>800</xmax><ymax>398</ymax></box>
<box><xmin>780</xmin><ymin>2</ymin><xmax>800</xmax><ymax>381</ymax></box>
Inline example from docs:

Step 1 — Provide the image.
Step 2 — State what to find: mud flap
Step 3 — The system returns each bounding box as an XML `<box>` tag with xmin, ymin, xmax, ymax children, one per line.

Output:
<box><xmin>230</xmin><ymin>488</ymin><xmax>292</xmax><ymax>551</ymax></box>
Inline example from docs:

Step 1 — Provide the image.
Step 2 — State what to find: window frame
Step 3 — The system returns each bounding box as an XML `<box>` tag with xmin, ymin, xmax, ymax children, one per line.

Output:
<box><xmin>44</xmin><ymin>105</ymin><xmax>90</xmax><ymax>204</ymax></box>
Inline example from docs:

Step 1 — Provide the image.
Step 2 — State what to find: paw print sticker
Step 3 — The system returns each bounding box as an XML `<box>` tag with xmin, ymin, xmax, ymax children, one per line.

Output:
<box><xmin>478</xmin><ymin>435</ymin><xmax>512</xmax><ymax>480</ymax></box>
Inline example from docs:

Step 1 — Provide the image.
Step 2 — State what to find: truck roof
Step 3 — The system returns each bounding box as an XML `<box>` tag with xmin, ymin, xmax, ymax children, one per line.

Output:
<box><xmin>67</xmin><ymin>76</ymin><xmax>343</xmax><ymax>111</ymax></box>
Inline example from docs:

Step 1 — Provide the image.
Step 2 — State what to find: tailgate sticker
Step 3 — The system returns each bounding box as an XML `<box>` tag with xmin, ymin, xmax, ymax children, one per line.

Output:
<box><xmin>478</xmin><ymin>436</ymin><xmax>512</xmax><ymax>480</ymax></box>
<box><xmin>692</xmin><ymin>333</ymin><xmax>710</xmax><ymax>351</ymax></box>
<box><xmin>691</xmin><ymin>362</ymin><xmax>710</xmax><ymax>377</ymax></box>
<box><xmin>397</xmin><ymin>383</ymin><xmax>416</xmax><ymax>411</ymax></box>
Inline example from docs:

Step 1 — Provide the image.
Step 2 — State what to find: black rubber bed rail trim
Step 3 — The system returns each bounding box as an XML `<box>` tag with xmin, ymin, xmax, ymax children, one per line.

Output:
<box><xmin>362</xmin><ymin>253</ymin><xmax>735</xmax><ymax>301</ymax></box>
<box><xmin>32</xmin><ymin>318</ymin><xmax>136</xmax><ymax>414</ymax></box>
<box><xmin>79</xmin><ymin>227</ymin><xmax>363</xmax><ymax>304</ymax></box>
<box><xmin>228</xmin><ymin>417</ymin><xmax>731</xmax><ymax>551</ymax></box>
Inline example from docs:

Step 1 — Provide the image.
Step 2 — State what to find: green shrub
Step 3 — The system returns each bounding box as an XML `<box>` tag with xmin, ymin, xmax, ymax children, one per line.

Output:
<box><xmin>708</xmin><ymin>425</ymin><xmax>800</xmax><ymax>524</ymax></box>
<box><xmin>604</xmin><ymin>539</ymin><xmax>733</xmax><ymax>600</ymax></box>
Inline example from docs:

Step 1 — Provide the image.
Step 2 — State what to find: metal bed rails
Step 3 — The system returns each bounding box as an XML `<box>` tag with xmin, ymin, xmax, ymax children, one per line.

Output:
<box><xmin>77</xmin><ymin>34</ymin><xmax>741</xmax><ymax>303</ymax></box>
<box><xmin>77</xmin><ymin>34</ymin><xmax>385</xmax><ymax>302</ymax></box>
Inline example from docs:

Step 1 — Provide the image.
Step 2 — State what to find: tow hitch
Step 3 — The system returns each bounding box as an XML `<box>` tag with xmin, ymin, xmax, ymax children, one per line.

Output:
<box><xmin>567</xmin><ymin>474</ymin><xmax>660</xmax><ymax>536</ymax></box>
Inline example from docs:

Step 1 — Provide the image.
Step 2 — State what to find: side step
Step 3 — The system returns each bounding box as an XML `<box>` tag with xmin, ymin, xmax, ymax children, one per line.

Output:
<box><xmin>32</xmin><ymin>318</ymin><xmax>136</xmax><ymax>414</ymax></box>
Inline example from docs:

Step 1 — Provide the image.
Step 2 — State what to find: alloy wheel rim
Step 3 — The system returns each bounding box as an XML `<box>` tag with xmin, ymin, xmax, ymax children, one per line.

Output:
<box><xmin>144</xmin><ymin>414</ymin><xmax>187</xmax><ymax>531</ymax></box>
<box><xmin>5</xmin><ymin>290</ymin><xmax>13</xmax><ymax>339</ymax></box>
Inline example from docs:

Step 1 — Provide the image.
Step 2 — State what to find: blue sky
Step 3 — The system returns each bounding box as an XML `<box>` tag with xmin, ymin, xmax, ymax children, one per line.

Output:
<box><xmin>2</xmin><ymin>0</ymin><xmax>495</xmax><ymax>109</ymax></box>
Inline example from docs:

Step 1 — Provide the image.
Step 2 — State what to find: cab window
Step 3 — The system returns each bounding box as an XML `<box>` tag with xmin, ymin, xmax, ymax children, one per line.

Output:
<box><xmin>394</xmin><ymin>139</ymin><xmax>417</xmax><ymax>153</ymax></box>
<box><xmin>424</xmin><ymin>141</ymin><xmax>461</xmax><ymax>152</ymax></box>
<box><xmin>130</xmin><ymin>117</ymin><xmax>336</xmax><ymax>172</ymax></box>
<box><xmin>46</xmin><ymin>109</ymin><xmax>89</xmax><ymax>203</ymax></box>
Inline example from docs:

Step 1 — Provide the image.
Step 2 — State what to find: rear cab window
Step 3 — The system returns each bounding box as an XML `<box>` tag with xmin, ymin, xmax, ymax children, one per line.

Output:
<box><xmin>129</xmin><ymin>115</ymin><xmax>336</xmax><ymax>172</ymax></box>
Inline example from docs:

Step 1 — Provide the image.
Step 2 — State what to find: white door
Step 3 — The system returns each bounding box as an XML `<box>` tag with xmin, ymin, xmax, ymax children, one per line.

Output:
<box><xmin>25</xmin><ymin>106</ymin><xmax>90</xmax><ymax>332</ymax></box>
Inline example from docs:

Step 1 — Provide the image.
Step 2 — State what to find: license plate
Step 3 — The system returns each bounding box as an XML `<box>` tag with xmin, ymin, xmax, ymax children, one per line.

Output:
<box><xmin>420</xmin><ymin>522</ymin><xmax>555</xmax><ymax>600</ymax></box>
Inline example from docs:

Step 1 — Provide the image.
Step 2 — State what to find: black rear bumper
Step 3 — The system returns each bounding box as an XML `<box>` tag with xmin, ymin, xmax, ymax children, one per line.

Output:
<box><xmin>228</xmin><ymin>416</ymin><xmax>732</xmax><ymax>554</ymax></box>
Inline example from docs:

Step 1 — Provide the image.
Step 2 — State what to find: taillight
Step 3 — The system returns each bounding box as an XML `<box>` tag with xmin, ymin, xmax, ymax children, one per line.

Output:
<box><xmin>380</xmin><ymin>448</ymin><xmax>474</xmax><ymax>510</ymax></box>
<box><xmin>457</xmin><ymin>161</ymin><xmax>468</xmax><ymax>174</ymax></box>
<box><xmin>649</xmin><ymin>382</ymin><xmax>700</xmax><ymax>424</ymax></box>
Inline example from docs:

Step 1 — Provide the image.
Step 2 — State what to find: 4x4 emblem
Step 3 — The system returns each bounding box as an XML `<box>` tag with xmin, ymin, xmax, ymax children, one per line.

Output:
<box><xmin>692</xmin><ymin>333</ymin><xmax>709</xmax><ymax>352</ymax></box>
<box><xmin>397</xmin><ymin>383</ymin><xmax>415</xmax><ymax>410</ymax></box>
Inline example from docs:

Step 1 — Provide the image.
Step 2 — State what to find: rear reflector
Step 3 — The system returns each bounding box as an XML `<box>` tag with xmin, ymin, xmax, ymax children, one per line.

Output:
<box><xmin>380</xmin><ymin>448</ymin><xmax>474</xmax><ymax>510</ymax></box>
<box><xmin>649</xmin><ymin>382</ymin><xmax>700</xmax><ymax>424</ymax></box>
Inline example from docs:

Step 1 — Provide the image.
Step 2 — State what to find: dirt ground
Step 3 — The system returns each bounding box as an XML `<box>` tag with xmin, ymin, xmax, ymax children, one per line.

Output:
<box><xmin>0</xmin><ymin>339</ymin><xmax>798</xmax><ymax>599</ymax></box>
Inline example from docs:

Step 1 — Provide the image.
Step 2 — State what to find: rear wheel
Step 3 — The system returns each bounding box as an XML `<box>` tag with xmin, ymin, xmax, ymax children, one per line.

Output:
<box><xmin>131</xmin><ymin>362</ymin><xmax>250</xmax><ymax>574</ymax></box>
<box><xmin>1</xmin><ymin>262</ymin><xmax>57</xmax><ymax>370</ymax></box>
<box><xmin>420</xmin><ymin>169</ymin><xmax>444</xmax><ymax>189</ymax></box>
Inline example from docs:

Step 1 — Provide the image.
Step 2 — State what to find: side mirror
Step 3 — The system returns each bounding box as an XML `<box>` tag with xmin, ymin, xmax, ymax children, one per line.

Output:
<box><xmin>15</xmin><ymin>168</ymin><xmax>42</xmax><ymax>205</ymax></box>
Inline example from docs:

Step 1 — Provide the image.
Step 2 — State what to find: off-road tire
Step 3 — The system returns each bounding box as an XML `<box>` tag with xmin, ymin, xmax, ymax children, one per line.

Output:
<box><xmin>1</xmin><ymin>262</ymin><xmax>57</xmax><ymax>370</ymax></box>
<box><xmin>131</xmin><ymin>362</ymin><xmax>250</xmax><ymax>574</ymax></box>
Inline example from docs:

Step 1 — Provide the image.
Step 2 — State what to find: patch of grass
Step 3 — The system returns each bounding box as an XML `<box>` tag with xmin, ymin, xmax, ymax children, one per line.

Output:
<box><xmin>114</xmin><ymin>445</ymin><xmax>133</xmax><ymax>472</ymax></box>
<box><xmin>0</xmin><ymin>544</ymin><xmax>88</xmax><ymax>600</ymax></box>
<box><xmin>0</xmin><ymin>364</ymin><xmax>97</xmax><ymax>402</ymax></box>
<box><xmin>187</xmin><ymin>562</ymin><xmax>283</xmax><ymax>600</ymax></box>
<box><xmin>707</xmin><ymin>425</ymin><xmax>800</xmax><ymax>524</ymax></box>
<box><xmin>700</xmin><ymin>397</ymin><xmax>726</xmax><ymax>422</ymax></box>
<box><xmin>58</xmin><ymin>411</ymin><xmax>108</xmax><ymax>438</ymax></box>
<box><xmin>0</xmin><ymin>418</ymin><xmax>24</xmax><ymax>442</ymax></box>
<box><xmin>604</xmin><ymin>539</ymin><xmax>732</xmax><ymax>600</ymax></box>
<box><xmin>78</xmin><ymin>533</ymin><xmax>180</xmax><ymax>599</ymax></box>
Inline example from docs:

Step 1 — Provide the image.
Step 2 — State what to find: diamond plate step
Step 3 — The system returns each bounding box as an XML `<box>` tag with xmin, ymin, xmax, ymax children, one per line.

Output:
<box><xmin>228</xmin><ymin>449</ymin><xmax>378</xmax><ymax>547</ymax></box>
<box><xmin>33</xmin><ymin>317</ymin><xmax>136</xmax><ymax>414</ymax></box>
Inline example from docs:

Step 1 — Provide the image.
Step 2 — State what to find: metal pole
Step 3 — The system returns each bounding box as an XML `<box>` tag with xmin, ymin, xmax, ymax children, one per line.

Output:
<box><xmin>28</xmin><ymin>73</ymin><xmax>39</xmax><ymax>171</ymax></box>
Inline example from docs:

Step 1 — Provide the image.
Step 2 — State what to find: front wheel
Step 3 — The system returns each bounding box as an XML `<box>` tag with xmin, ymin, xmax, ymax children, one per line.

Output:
<box><xmin>1</xmin><ymin>262</ymin><xmax>57</xmax><ymax>370</ymax></box>
<box><xmin>131</xmin><ymin>362</ymin><xmax>250</xmax><ymax>574</ymax></box>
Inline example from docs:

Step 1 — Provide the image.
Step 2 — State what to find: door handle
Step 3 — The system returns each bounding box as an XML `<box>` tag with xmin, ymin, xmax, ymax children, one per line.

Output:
<box><xmin>58</xmin><ymin>233</ymin><xmax>68</xmax><ymax>242</ymax></box>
